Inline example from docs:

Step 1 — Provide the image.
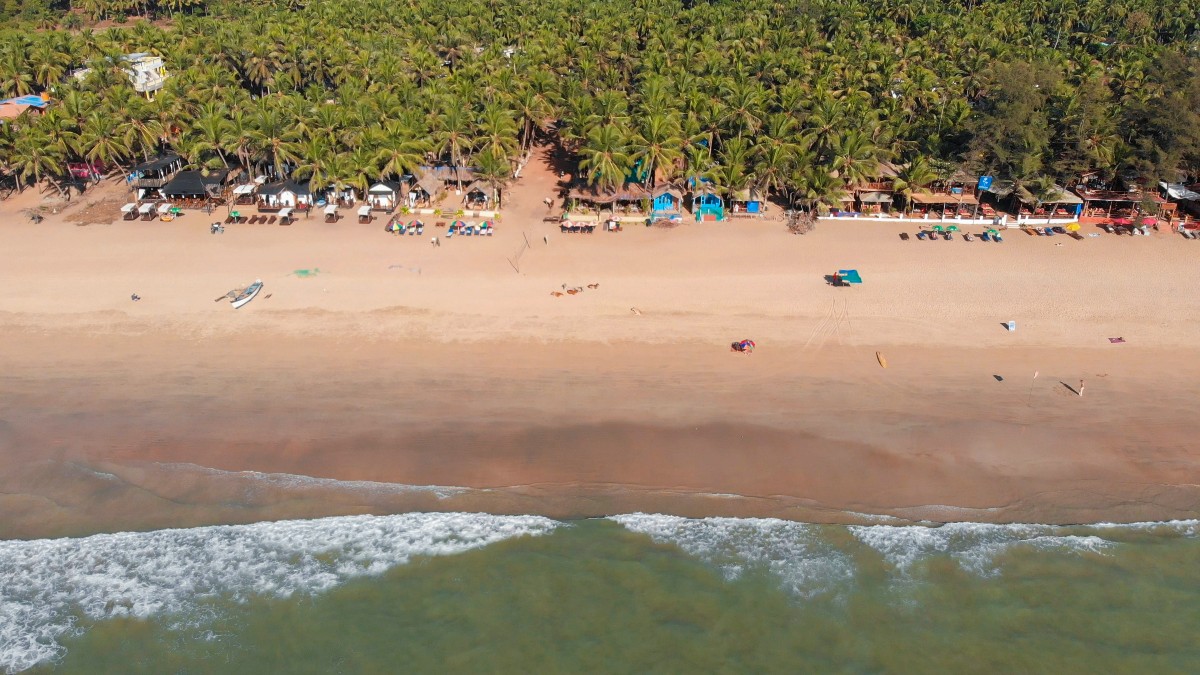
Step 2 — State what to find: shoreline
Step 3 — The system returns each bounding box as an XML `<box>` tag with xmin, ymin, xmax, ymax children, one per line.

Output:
<box><xmin>2</xmin><ymin>329</ymin><xmax>1198</xmax><ymax>539</ymax></box>
<box><xmin>2</xmin><ymin>171</ymin><xmax>1199</xmax><ymax>539</ymax></box>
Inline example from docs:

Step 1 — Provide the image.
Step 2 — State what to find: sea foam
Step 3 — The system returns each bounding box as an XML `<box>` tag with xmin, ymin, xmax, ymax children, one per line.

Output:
<box><xmin>609</xmin><ymin>514</ymin><xmax>855</xmax><ymax>598</ymax></box>
<box><xmin>0</xmin><ymin>512</ymin><xmax>557</xmax><ymax>674</ymax></box>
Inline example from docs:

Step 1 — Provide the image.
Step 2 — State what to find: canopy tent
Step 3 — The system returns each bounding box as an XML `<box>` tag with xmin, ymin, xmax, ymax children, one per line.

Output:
<box><xmin>569</xmin><ymin>182</ymin><xmax>651</xmax><ymax>204</ymax></box>
<box><xmin>357</xmin><ymin>205</ymin><xmax>372</xmax><ymax>217</ymax></box>
<box><xmin>835</xmin><ymin>269</ymin><xmax>863</xmax><ymax>284</ymax></box>
<box><xmin>323</xmin><ymin>204</ymin><xmax>337</xmax><ymax>215</ymax></box>
<box><xmin>137</xmin><ymin>203</ymin><xmax>154</xmax><ymax>214</ymax></box>
<box><xmin>156</xmin><ymin>203</ymin><xmax>172</xmax><ymax>214</ymax></box>
<box><xmin>232</xmin><ymin>184</ymin><xmax>256</xmax><ymax>196</ymax></box>
<box><xmin>278</xmin><ymin>207</ymin><xmax>294</xmax><ymax>218</ymax></box>
<box><xmin>120</xmin><ymin>203</ymin><xmax>137</xmax><ymax>214</ymax></box>
<box><xmin>909</xmin><ymin>192</ymin><xmax>979</xmax><ymax>205</ymax></box>
<box><xmin>858</xmin><ymin>192</ymin><xmax>893</xmax><ymax>203</ymax></box>
<box><xmin>1161</xmin><ymin>182</ymin><xmax>1200</xmax><ymax>202</ymax></box>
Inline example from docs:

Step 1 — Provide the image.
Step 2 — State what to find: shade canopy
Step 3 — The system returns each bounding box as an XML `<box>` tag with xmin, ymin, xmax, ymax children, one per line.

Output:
<box><xmin>120</xmin><ymin>203</ymin><xmax>137</xmax><ymax>213</ymax></box>
<box><xmin>357</xmin><ymin>205</ymin><xmax>371</xmax><ymax>216</ymax></box>
<box><xmin>324</xmin><ymin>204</ymin><xmax>337</xmax><ymax>215</ymax></box>
<box><xmin>279</xmin><ymin>207</ymin><xmax>293</xmax><ymax>218</ymax></box>
<box><xmin>138</xmin><ymin>203</ymin><xmax>154</xmax><ymax>214</ymax></box>
<box><xmin>232</xmin><ymin>184</ymin><xmax>256</xmax><ymax>195</ymax></box>
<box><xmin>858</xmin><ymin>191</ymin><xmax>893</xmax><ymax>203</ymax></box>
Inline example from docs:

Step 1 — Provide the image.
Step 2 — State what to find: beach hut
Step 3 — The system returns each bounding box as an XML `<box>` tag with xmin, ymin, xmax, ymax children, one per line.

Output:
<box><xmin>367</xmin><ymin>181</ymin><xmax>403</xmax><ymax>212</ymax></box>
<box><xmin>411</xmin><ymin>174</ymin><xmax>443</xmax><ymax>207</ymax></box>
<box><xmin>983</xmin><ymin>181</ymin><xmax>1083</xmax><ymax>223</ymax></box>
<box><xmin>730</xmin><ymin>188</ymin><xmax>766</xmax><ymax>216</ymax></box>
<box><xmin>120</xmin><ymin>203</ymin><xmax>138</xmax><ymax>220</ymax></box>
<box><xmin>257</xmin><ymin>180</ymin><xmax>312</xmax><ymax>212</ymax></box>
<box><xmin>568</xmin><ymin>182</ymin><xmax>651</xmax><ymax>216</ymax></box>
<box><xmin>324</xmin><ymin>204</ymin><xmax>339</xmax><ymax>223</ymax></box>
<box><xmin>326</xmin><ymin>185</ymin><xmax>357</xmax><ymax>207</ymax></box>
<box><xmin>650</xmin><ymin>186</ymin><xmax>682</xmax><ymax>218</ymax></box>
<box><xmin>420</xmin><ymin>165</ymin><xmax>476</xmax><ymax>188</ymax></box>
<box><xmin>231</xmin><ymin>183</ymin><xmax>257</xmax><ymax>205</ymax></box>
<box><xmin>128</xmin><ymin>155</ymin><xmax>182</xmax><ymax>202</ymax></box>
<box><xmin>357</xmin><ymin>205</ymin><xmax>373</xmax><ymax>223</ymax></box>
<box><xmin>161</xmin><ymin>169</ymin><xmax>230</xmax><ymax>207</ymax></box>
<box><xmin>462</xmin><ymin>180</ymin><xmax>492</xmax><ymax>208</ymax></box>
<box><xmin>690</xmin><ymin>179</ymin><xmax>725</xmax><ymax>221</ymax></box>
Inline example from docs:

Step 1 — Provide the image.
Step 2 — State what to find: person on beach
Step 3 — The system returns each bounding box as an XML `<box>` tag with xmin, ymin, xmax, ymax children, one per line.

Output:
<box><xmin>130</xmin><ymin>294</ymin><xmax>140</xmax><ymax>301</ymax></box>
<box><xmin>543</xmin><ymin>197</ymin><xmax>553</xmax><ymax>210</ymax></box>
<box><xmin>1079</xmin><ymin>379</ymin><xmax>1085</xmax><ymax>397</ymax></box>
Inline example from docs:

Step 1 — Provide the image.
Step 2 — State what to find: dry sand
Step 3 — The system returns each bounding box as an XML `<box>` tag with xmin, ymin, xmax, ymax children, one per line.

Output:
<box><xmin>2</xmin><ymin>152</ymin><xmax>1199</xmax><ymax>538</ymax></box>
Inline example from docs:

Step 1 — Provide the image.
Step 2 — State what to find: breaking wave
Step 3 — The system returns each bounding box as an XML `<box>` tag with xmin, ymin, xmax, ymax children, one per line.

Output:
<box><xmin>0</xmin><ymin>512</ymin><xmax>557</xmax><ymax>674</ymax></box>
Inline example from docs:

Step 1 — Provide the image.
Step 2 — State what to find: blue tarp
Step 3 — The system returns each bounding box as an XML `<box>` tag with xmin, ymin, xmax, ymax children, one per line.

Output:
<box><xmin>836</xmin><ymin>269</ymin><xmax>862</xmax><ymax>284</ymax></box>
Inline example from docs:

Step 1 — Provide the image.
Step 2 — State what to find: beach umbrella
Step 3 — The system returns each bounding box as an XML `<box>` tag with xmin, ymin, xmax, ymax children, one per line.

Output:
<box><xmin>946</xmin><ymin>225</ymin><xmax>959</xmax><ymax>232</ymax></box>
<box><xmin>986</xmin><ymin>229</ymin><xmax>999</xmax><ymax>236</ymax></box>
<box><xmin>1066</xmin><ymin>223</ymin><xmax>1080</xmax><ymax>231</ymax></box>
<box><xmin>231</xmin><ymin>210</ymin><xmax>240</xmax><ymax>218</ymax></box>
<box><xmin>451</xmin><ymin>220</ymin><xmax>468</xmax><ymax>228</ymax></box>
<box><xmin>479</xmin><ymin>220</ymin><xmax>494</xmax><ymax>229</ymax></box>
<box><xmin>931</xmin><ymin>225</ymin><xmax>945</xmax><ymax>232</ymax></box>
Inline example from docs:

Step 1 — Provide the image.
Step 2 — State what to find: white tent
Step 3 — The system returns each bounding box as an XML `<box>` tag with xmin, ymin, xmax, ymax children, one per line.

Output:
<box><xmin>120</xmin><ymin>203</ymin><xmax>137</xmax><ymax>214</ymax></box>
<box><xmin>357</xmin><ymin>205</ymin><xmax>371</xmax><ymax>217</ymax></box>
<box><xmin>324</xmin><ymin>204</ymin><xmax>337</xmax><ymax>215</ymax></box>
<box><xmin>156</xmin><ymin>203</ymin><xmax>172</xmax><ymax>214</ymax></box>
<box><xmin>232</xmin><ymin>184</ymin><xmax>255</xmax><ymax>195</ymax></box>
<box><xmin>138</xmin><ymin>203</ymin><xmax>154</xmax><ymax>215</ymax></box>
<box><xmin>279</xmin><ymin>207</ymin><xmax>294</xmax><ymax>218</ymax></box>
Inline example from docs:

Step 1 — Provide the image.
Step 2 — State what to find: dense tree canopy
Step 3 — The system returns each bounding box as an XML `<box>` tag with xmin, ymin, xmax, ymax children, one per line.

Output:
<box><xmin>1</xmin><ymin>0</ymin><xmax>1198</xmax><ymax>206</ymax></box>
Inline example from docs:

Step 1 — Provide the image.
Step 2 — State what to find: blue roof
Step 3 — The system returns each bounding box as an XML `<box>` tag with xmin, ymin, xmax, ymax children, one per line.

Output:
<box><xmin>0</xmin><ymin>95</ymin><xmax>49</xmax><ymax>108</ymax></box>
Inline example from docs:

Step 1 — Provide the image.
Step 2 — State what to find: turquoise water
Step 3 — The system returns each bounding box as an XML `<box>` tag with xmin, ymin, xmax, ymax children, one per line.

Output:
<box><xmin>4</xmin><ymin>513</ymin><xmax>1200</xmax><ymax>673</ymax></box>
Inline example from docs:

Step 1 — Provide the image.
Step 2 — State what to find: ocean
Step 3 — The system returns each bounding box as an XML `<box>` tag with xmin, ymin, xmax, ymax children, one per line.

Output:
<box><xmin>4</xmin><ymin>512</ymin><xmax>1199</xmax><ymax>673</ymax></box>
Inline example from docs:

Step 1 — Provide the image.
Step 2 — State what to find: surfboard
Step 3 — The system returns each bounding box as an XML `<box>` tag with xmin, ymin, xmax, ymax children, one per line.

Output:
<box><xmin>876</xmin><ymin>352</ymin><xmax>888</xmax><ymax>368</ymax></box>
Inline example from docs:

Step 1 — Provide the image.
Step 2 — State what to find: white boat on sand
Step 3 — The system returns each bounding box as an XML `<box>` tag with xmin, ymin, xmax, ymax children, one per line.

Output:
<box><xmin>231</xmin><ymin>279</ymin><xmax>263</xmax><ymax>309</ymax></box>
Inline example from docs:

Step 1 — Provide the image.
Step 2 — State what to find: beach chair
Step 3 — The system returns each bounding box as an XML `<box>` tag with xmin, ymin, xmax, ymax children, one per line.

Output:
<box><xmin>900</xmin><ymin>232</ymin><xmax>910</xmax><ymax>241</ymax></box>
<box><xmin>486</xmin><ymin>226</ymin><xmax>493</xmax><ymax>236</ymax></box>
<box><xmin>416</xmin><ymin>224</ymin><xmax>424</xmax><ymax>235</ymax></box>
<box><xmin>1052</xmin><ymin>226</ymin><xmax>1066</xmax><ymax>235</ymax></box>
<box><xmin>269</xmin><ymin>216</ymin><xmax>279</xmax><ymax>225</ymax></box>
<box><xmin>980</xmin><ymin>232</ymin><xmax>990</xmax><ymax>242</ymax></box>
<box><xmin>943</xmin><ymin>231</ymin><xmax>952</xmax><ymax>240</ymax></box>
<box><xmin>916</xmin><ymin>231</ymin><xmax>926</xmax><ymax>240</ymax></box>
<box><xmin>993</xmin><ymin>232</ymin><xmax>1003</xmax><ymax>242</ymax></box>
<box><xmin>408</xmin><ymin>225</ymin><xmax>416</xmax><ymax>235</ymax></box>
<box><xmin>447</xmin><ymin>225</ymin><xmax>456</xmax><ymax>237</ymax></box>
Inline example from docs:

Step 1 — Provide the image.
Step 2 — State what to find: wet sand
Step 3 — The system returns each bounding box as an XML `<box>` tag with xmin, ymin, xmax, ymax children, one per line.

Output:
<box><xmin>2</xmin><ymin>329</ymin><xmax>1198</xmax><ymax>539</ymax></box>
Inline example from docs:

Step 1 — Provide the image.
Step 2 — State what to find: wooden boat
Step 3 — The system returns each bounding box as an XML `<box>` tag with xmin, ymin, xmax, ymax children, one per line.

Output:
<box><xmin>231</xmin><ymin>279</ymin><xmax>263</xmax><ymax>309</ymax></box>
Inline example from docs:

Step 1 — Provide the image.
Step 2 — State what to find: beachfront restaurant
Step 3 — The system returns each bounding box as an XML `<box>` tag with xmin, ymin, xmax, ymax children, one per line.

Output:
<box><xmin>981</xmin><ymin>181</ymin><xmax>1081</xmax><ymax>225</ymax></box>
<box><xmin>257</xmin><ymin>180</ymin><xmax>312</xmax><ymax>212</ymax></box>
<box><xmin>128</xmin><ymin>155</ymin><xmax>182</xmax><ymax>201</ymax></box>
<box><xmin>1074</xmin><ymin>179</ymin><xmax>1167</xmax><ymax>227</ymax></box>
<box><xmin>231</xmin><ymin>183</ymin><xmax>257</xmax><ymax>205</ymax></box>
<box><xmin>367</xmin><ymin>181</ymin><xmax>403</xmax><ymax>212</ymax></box>
<box><xmin>568</xmin><ymin>182</ymin><xmax>652</xmax><ymax>221</ymax></box>
<box><xmin>1160</xmin><ymin>181</ymin><xmax>1199</xmax><ymax>225</ymax></box>
<box><xmin>161</xmin><ymin>169</ymin><xmax>231</xmax><ymax>208</ymax></box>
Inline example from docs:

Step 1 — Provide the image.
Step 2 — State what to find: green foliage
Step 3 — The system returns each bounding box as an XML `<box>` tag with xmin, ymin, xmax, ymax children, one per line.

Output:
<box><xmin>0</xmin><ymin>0</ymin><xmax>1197</xmax><ymax>200</ymax></box>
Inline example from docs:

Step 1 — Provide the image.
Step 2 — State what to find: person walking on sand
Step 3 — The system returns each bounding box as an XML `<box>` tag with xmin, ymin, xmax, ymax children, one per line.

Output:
<box><xmin>1079</xmin><ymin>379</ymin><xmax>1085</xmax><ymax>397</ymax></box>
<box><xmin>543</xmin><ymin>197</ymin><xmax>553</xmax><ymax>211</ymax></box>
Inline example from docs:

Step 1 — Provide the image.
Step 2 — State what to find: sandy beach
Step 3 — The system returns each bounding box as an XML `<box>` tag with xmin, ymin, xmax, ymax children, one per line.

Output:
<box><xmin>2</xmin><ymin>155</ymin><xmax>1199</xmax><ymax>538</ymax></box>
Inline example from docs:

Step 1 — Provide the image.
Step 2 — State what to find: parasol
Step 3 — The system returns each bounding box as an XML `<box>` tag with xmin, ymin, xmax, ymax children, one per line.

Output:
<box><xmin>946</xmin><ymin>225</ymin><xmax>959</xmax><ymax>232</ymax></box>
<box><xmin>932</xmin><ymin>225</ymin><xmax>945</xmax><ymax>232</ymax></box>
<box><xmin>1066</xmin><ymin>223</ymin><xmax>1080</xmax><ymax>231</ymax></box>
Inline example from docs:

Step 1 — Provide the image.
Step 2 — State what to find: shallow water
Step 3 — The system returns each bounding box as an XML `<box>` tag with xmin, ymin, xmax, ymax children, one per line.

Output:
<box><xmin>5</xmin><ymin>514</ymin><xmax>1200</xmax><ymax>673</ymax></box>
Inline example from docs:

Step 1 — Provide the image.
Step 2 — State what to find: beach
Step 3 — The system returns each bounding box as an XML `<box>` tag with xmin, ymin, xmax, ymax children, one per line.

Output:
<box><xmin>2</xmin><ymin>160</ymin><xmax>1199</xmax><ymax>540</ymax></box>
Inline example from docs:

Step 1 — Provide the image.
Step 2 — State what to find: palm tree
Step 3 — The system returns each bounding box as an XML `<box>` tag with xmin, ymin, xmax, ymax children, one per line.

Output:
<box><xmin>891</xmin><ymin>155</ymin><xmax>939</xmax><ymax>214</ymax></box>
<box><xmin>432</xmin><ymin>104</ymin><xmax>475</xmax><ymax>192</ymax></box>
<box><xmin>10</xmin><ymin>129</ymin><xmax>67</xmax><ymax>197</ymax></box>
<box><xmin>80</xmin><ymin>113</ymin><xmax>132</xmax><ymax>174</ymax></box>
<box><xmin>292</xmin><ymin>136</ymin><xmax>334</xmax><ymax>193</ymax></box>
<box><xmin>629</xmin><ymin>112</ymin><xmax>684</xmax><ymax>187</ymax></box>
<box><xmin>474</xmin><ymin>148</ymin><xmax>512</xmax><ymax>208</ymax></box>
<box><xmin>578</xmin><ymin>125</ymin><xmax>631</xmax><ymax>191</ymax></box>
<box><xmin>374</xmin><ymin>122</ymin><xmax>429</xmax><ymax>180</ymax></box>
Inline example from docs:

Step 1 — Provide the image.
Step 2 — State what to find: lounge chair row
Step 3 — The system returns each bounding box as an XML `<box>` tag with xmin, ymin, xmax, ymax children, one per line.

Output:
<box><xmin>903</xmin><ymin>230</ymin><xmax>1004</xmax><ymax>242</ymax></box>
<box><xmin>1178</xmin><ymin>228</ymin><xmax>1199</xmax><ymax>240</ymax></box>
<box><xmin>223</xmin><ymin>214</ymin><xmax>292</xmax><ymax>225</ymax></box>
<box><xmin>387</xmin><ymin>223</ymin><xmax>425</xmax><ymax>236</ymax></box>
<box><xmin>446</xmin><ymin>223</ymin><xmax>493</xmax><ymax>237</ymax></box>
<box><xmin>560</xmin><ymin>223</ymin><xmax>596</xmax><ymax>233</ymax></box>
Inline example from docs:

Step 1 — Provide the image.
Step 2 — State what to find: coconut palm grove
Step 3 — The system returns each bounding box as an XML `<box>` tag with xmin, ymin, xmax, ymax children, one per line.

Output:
<box><xmin>0</xmin><ymin>0</ymin><xmax>1198</xmax><ymax>208</ymax></box>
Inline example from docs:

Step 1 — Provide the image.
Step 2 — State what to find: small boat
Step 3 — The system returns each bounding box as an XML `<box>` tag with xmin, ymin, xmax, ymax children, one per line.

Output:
<box><xmin>231</xmin><ymin>279</ymin><xmax>263</xmax><ymax>309</ymax></box>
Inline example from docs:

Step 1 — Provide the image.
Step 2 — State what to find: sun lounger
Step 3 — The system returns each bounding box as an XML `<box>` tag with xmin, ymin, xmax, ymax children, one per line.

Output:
<box><xmin>1052</xmin><ymin>226</ymin><xmax>1066</xmax><ymax>234</ymax></box>
<box><xmin>993</xmin><ymin>232</ymin><xmax>1003</xmax><ymax>242</ymax></box>
<box><xmin>916</xmin><ymin>231</ymin><xmax>926</xmax><ymax>240</ymax></box>
<box><xmin>899</xmin><ymin>232</ymin><xmax>910</xmax><ymax>241</ymax></box>
<box><xmin>486</xmin><ymin>226</ymin><xmax>493</xmax><ymax>236</ymax></box>
<box><xmin>269</xmin><ymin>216</ymin><xmax>279</xmax><ymax>225</ymax></box>
<box><xmin>980</xmin><ymin>232</ymin><xmax>990</xmax><ymax>242</ymax></box>
<box><xmin>963</xmin><ymin>232</ymin><xmax>973</xmax><ymax>241</ymax></box>
<box><xmin>1181</xmin><ymin>229</ymin><xmax>1195</xmax><ymax>239</ymax></box>
<box><xmin>943</xmin><ymin>232</ymin><xmax>952</xmax><ymax>240</ymax></box>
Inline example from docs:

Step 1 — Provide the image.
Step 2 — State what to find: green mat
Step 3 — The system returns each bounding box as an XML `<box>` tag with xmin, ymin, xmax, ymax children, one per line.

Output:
<box><xmin>291</xmin><ymin>268</ymin><xmax>321</xmax><ymax>278</ymax></box>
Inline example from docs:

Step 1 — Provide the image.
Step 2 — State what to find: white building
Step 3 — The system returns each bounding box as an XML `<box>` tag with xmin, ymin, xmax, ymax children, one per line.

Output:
<box><xmin>71</xmin><ymin>52</ymin><xmax>169</xmax><ymax>99</ymax></box>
